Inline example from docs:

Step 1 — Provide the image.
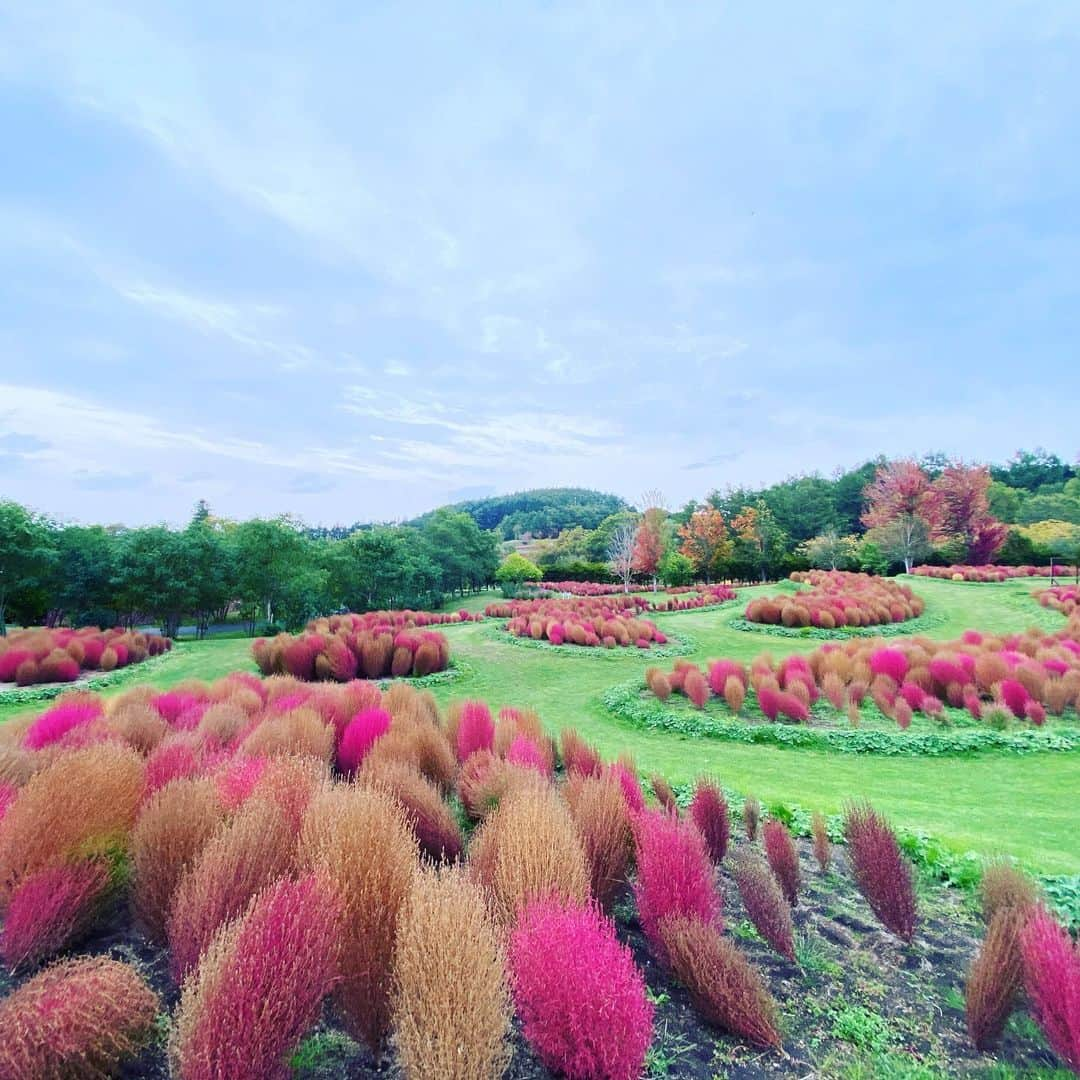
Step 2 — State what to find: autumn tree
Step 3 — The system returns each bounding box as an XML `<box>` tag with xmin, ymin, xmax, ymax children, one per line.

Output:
<box><xmin>861</xmin><ymin>461</ymin><xmax>944</xmax><ymax>573</ymax></box>
<box><xmin>632</xmin><ymin>492</ymin><xmax>667</xmax><ymax>592</ymax></box>
<box><xmin>934</xmin><ymin>463</ymin><xmax>1008</xmax><ymax>565</ymax></box>
<box><xmin>731</xmin><ymin>502</ymin><xmax>787</xmax><ymax>582</ymax></box>
<box><xmin>677</xmin><ymin>508</ymin><xmax>731</xmax><ymax>583</ymax></box>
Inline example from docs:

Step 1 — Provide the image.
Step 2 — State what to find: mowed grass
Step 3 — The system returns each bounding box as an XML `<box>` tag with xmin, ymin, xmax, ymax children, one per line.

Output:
<box><xmin>2</xmin><ymin>577</ymin><xmax>1078</xmax><ymax>873</ymax></box>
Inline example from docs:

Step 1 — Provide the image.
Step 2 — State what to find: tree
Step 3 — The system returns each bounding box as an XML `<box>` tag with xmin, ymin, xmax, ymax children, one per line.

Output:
<box><xmin>677</xmin><ymin>509</ymin><xmax>731</xmax><ymax>582</ymax></box>
<box><xmin>422</xmin><ymin>509</ymin><xmax>499</xmax><ymax>596</ymax></box>
<box><xmin>233</xmin><ymin>517</ymin><xmax>319</xmax><ymax>632</ymax></box>
<box><xmin>991</xmin><ymin>449</ymin><xmax>1074</xmax><ymax>492</ymax></box>
<box><xmin>731</xmin><ymin>502</ymin><xmax>787</xmax><ymax>582</ymax></box>
<box><xmin>0</xmin><ymin>502</ymin><xmax>56</xmax><ymax>635</ymax></box>
<box><xmin>631</xmin><ymin>497</ymin><xmax>666</xmax><ymax>592</ymax></box>
<box><xmin>608</xmin><ymin>523</ymin><xmax>638</xmax><ymax>593</ymax></box>
<box><xmin>495</xmin><ymin>553</ymin><xmax>542</xmax><ymax>587</ymax></box>
<box><xmin>48</xmin><ymin>525</ymin><xmax>116</xmax><ymax>627</ymax></box>
<box><xmin>934</xmin><ymin>463</ymin><xmax>1007</xmax><ymax>565</ymax></box>
<box><xmin>658</xmin><ymin>549</ymin><xmax>694</xmax><ymax>587</ymax></box>
<box><xmin>112</xmin><ymin>527</ymin><xmax>195</xmax><ymax>636</ymax></box>
<box><xmin>800</xmin><ymin>529</ymin><xmax>857</xmax><ymax>570</ymax></box>
<box><xmin>861</xmin><ymin>460</ymin><xmax>944</xmax><ymax>573</ymax></box>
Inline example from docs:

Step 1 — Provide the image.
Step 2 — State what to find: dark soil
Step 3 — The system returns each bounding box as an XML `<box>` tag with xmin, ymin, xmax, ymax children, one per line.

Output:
<box><xmin>0</xmin><ymin>836</ymin><xmax>1067</xmax><ymax>1079</ymax></box>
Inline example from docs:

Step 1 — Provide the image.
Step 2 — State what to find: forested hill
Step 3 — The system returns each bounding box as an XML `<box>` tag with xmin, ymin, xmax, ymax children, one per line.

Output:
<box><xmin>410</xmin><ymin>488</ymin><xmax>629</xmax><ymax>538</ymax></box>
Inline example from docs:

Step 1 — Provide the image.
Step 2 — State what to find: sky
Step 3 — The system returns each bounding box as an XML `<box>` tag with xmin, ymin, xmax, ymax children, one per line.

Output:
<box><xmin>1</xmin><ymin>2</ymin><xmax>1079</xmax><ymax>528</ymax></box>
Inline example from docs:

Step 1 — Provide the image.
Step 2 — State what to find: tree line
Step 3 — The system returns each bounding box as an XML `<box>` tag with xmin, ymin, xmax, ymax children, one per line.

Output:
<box><xmin>0</xmin><ymin>501</ymin><xmax>498</xmax><ymax>637</ymax></box>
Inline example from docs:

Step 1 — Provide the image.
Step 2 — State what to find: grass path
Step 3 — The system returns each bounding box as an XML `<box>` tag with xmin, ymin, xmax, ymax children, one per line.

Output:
<box><xmin>2</xmin><ymin>576</ymin><xmax>1078</xmax><ymax>873</ymax></box>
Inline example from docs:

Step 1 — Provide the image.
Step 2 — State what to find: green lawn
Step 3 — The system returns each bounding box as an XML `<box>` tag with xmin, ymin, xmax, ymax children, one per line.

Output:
<box><xmin>3</xmin><ymin>577</ymin><xmax>1078</xmax><ymax>874</ymax></box>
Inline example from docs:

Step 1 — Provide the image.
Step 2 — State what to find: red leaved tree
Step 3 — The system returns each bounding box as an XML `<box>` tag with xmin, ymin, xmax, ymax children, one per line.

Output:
<box><xmin>934</xmin><ymin>462</ymin><xmax>1008</xmax><ymax>565</ymax></box>
<box><xmin>632</xmin><ymin>501</ymin><xmax>666</xmax><ymax>593</ymax></box>
<box><xmin>678</xmin><ymin>509</ymin><xmax>731</xmax><ymax>583</ymax></box>
<box><xmin>861</xmin><ymin>460</ymin><xmax>944</xmax><ymax>573</ymax></box>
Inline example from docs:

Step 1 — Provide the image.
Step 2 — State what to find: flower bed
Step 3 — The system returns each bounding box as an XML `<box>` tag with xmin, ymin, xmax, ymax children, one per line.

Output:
<box><xmin>0</xmin><ymin>627</ymin><xmax>172</xmax><ymax>687</ymax></box>
<box><xmin>913</xmin><ymin>564</ymin><xmax>1076</xmax><ymax>582</ymax></box>
<box><xmin>649</xmin><ymin>584</ymin><xmax>738</xmax><ymax>612</ymax></box>
<box><xmin>254</xmin><ymin>616</ymin><xmax>453</xmax><ymax>681</ymax></box>
<box><xmin>523</xmin><ymin>580</ymin><xmax>625</xmax><ymax>596</ymax></box>
<box><xmin>744</xmin><ymin>571</ymin><xmax>924</xmax><ymax>629</ymax></box>
<box><xmin>1035</xmin><ymin>586</ymin><xmax>1080</xmax><ymax>617</ymax></box>
<box><xmin>484</xmin><ymin>596</ymin><xmax>667</xmax><ymax>649</ymax></box>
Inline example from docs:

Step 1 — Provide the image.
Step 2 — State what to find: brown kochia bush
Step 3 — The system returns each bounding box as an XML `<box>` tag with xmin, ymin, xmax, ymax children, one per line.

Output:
<box><xmin>300</xmin><ymin>784</ymin><xmax>419</xmax><ymax>1052</ymax></box>
<box><xmin>659</xmin><ymin>914</ymin><xmax>782</xmax><ymax>1050</ymax></box>
<box><xmin>981</xmin><ymin>860</ymin><xmax>1039</xmax><ymax>924</ymax></box>
<box><xmin>0</xmin><ymin>956</ymin><xmax>160</xmax><ymax>1077</ymax></box>
<box><xmin>392</xmin><ymin>866</ymin><xmax>512</xmax><ymax>1080</ymax></box>
<box><xmin>167</xmin><ymin>797</ymin><xmax>295</xmax><ymax>981</ymax></box>
<box><xmin>0</xmin><ymin>743</ymin><xmax>144</xmax><ymax>910</ymax></box>
<box><xmin>965</xmin><ymin>905</ymin><xmax>1031</xmax><ymax>1051</ymax></box>
<box><xmin>843</xmin><ymin>802</ymin><xmax>917</xmax><ymax>942</ymax></box>
<box><xmin>469</xmin><ymin>786</ymin><xmax>590</xmax><ymax>927</ymax></box>
<box><xmin>362</xmin><ymin>759</ymin><xmax>463</xmax><ymax>862</ymax></box>
<box><xmin>563</xmin><ymin>772</ymin><xmax>632</xmax><ymax>911</ymax></box>
<box><xmin>241</xmin><ymin>707</ymin><xmax>335</xmax><ymax>763</ymax></box>
<box><xmin>731</xmin><ymin>852</ymin><xmax>796</xmax><ymax>962</ymax></box>
<box><xmin>132</xmin><ymin>777</ymin><xmax>226</xmax><ymax>943</ymax></box>
<box><xmin>811</xmin><ymin>811</ymin><xmax>831</xmax><ymax>872</ymax></box>
<box><xmin>650</xmin><ymin>773</ymin><xmax>678</xmax><ymax>814</ymax></box>
<box><xmin>743</xmin><ymin>795</ymin><xmax>760</xmax><ymax>841</ymax></box>
<box><xmin>762</xmin><ymin>819</ymin><xmax>801</xmax><ymax>906</ymax></box>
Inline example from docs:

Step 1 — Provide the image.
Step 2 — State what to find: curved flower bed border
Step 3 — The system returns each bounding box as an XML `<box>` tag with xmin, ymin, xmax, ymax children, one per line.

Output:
<box><xmin>725</xmin><ymin>611</ymin><xmax>947</xmax><ymax>640</ymax></box>
<box><xmin>0</xmin><ymin>649</ymin><xmax>182</xmax><ymax>709</ymax></box>
<box><xmin>376</xmin><ymin>658</ymin><xmax>470</xmax><ymax>689</ymax></box>
<box><xmin>482</xmin><ymin>622</ymin><xmax>696</xmax><ymax>660</ymax></box>
<box><xmin>601</xmin><ymin>680</ymin><xmax>1080</xmax><ymax>757</ymax></box>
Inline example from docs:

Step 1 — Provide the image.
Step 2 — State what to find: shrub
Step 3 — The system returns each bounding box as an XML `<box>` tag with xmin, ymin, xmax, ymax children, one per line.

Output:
<box><xmin>965</xmin><ymin>906</ymin><xmax>1029</xmax><ymax>1051</ymax></box>
<box><xmin>509</xmin><ymin>898</ymin><xmax>653</xmax><ymax>1080</ymax></box>
<box><xmin>650</xmin><ymin>772</ymin><xmax>678</xmax><ymax>813</ymax></box>
<box><xmin>763</xmin><ymin>819</ymin><xmax>801</xmax><ymax>905</ymax></box>
<box><xmin>731</xmin><ymin>852</ymin><xmax>796</xmax><ymax>962</ymax></box>
<box><xmin>684</xmin><ymin>669</ymin><xmax>709</xmax><ymax>709</ymax></box>
<box><xmin>456</xmin><ymin>700</ymin><xmax>495</xmax><ymax>762</ymax></box>
<box><xmin>507</xmin><ymin>735</ymin><xmax>554</xmax><ymax>778</ymax></box>
<box><xmin>689</xmin><ymin>778</ymin><xmax>729</xmax><ymax>864</ymax></box>
<box><xmin>392</xmin><ymin>867</ymin><xmax>512</xmax><ymax>1080</ymax></box>
<box><xmin>470</xmin><ymin>786</ymin><xmax>590</xmax><ymax>927</ymax></box>
<box><xmin>23</xmin><ymin>698</ymin><xmax>104</xmax><ymax>750</ymax></box>
<box><xmin>241</xmin><ymin>706</ymin><xmax>334</xmax><ymax>763</ymax></box>
<box><xmin>659</xmin><ymin>914</ymin><xmax>782</xmax><ymax>1049</ymax></box>
<box><xmin>363</xmin><ymin>759</ymin><xmax>463</xmax><ymax>862</ymax></box>
<box><xmin>0</xmin><ymin>957</ymin><xmax>159</xmax><ymax>1077</ymax></box>
<box><xmin>843</xmin><ymin>802</ymin><xmax>917</xmax><ymax>942</ymax></box>
<box><xmin>171</xmin><ymin>875</ymin><xmax>341</xmax><ymax>1080</ymax></box>
<box><xmin>299</xmin><ymin>784</ymin><xmax>419</xmax><ymax>1051</ymax></box>
<box><xmin>337</xmin><ymin>706</ymin><xmax>392</xmax><ymax>774</ymax></box>
<box><xmin>606</xmin><ymin>759</ymin><xmax>646</xmax><ymax>815</ymax></box>
<box><xmin>811</xmin><ymin>811</ymin><xmax>831</xmax><ymax>872</ymax></box>
<box><xmin>0</xmin><ymin>743</ymin><xmax>144</xmax><ymax>910</ymax></box>
<box><xmin>633</xmin><ymin>810</ymin><xmax>721</xmax><ymax>965</ymax></box>
<box><xmin>1021</xmin><ymin>907</ymin><xmax>1080</xmax><ymax>1072</ymax></box>
<box><xmin>559</xmin><ymin>727</ymin><xmax>602</xmax><ymax>778</ymax></box>
<box><xmin>167</xmin><ymin>798</ymin><xmax>295</xmax><ymax>982</ymax></box>
<box><xmin>981</xmin><ymin>861</ymin><xmax>1039</xmax><ymax>924</ymax></box>
<box><xmin>145</xmin><ymin>739</ymin><xmax>203</xmax><ymax>797</ymax></box>
<box><xmin>744</xmin><ymin>795</ymin><xmax>760</xmax><ymax>841</ymax></box>
<box><xmin>0</xmin><ymin>858</ymin><xmax>111</xmax><ymax>970</ymax></box>
<box><xmin>564</xmin><ymin>772</ymin><xmax>632</xmax><ymax>911</ymax></box>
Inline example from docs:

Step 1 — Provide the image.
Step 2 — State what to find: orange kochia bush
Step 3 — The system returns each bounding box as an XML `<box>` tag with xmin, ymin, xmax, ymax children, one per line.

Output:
<box><xmin>485</xmin><ymin>595</ymin><xmax>669</xmax><ymax>649</ymax></box>
<box><xmin>0</xmin><ymin>626</ymin><xmax>171</xmax><ymax>686</ymax></box>
<box><xmin>253</xmin><ymin>612</ymin><xmax>455</xmax><ymax>681</ymax></box>
<box><xmin>745</xmin><ymin>571</ymin><xmax>925</xmax><ymax>629</ymax></box>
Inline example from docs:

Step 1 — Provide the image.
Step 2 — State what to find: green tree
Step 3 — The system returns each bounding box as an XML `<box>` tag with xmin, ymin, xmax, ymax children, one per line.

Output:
<box><xmin>495</xmin><ymin>553</ymin><xmax>542</xmax><ymax>586</ymax></box>
<box><xmin>112</xmin><ymin>526</ymin><xmax>195</xmax><ymax>636</ymax></box>
<box><xmin>422</xmin><ymin>509</ymin><xmax>498</xmax><ymax>596</ymax></box>
<box><xmin>0</xmin><ymin>501</ymin><xmax>57</xmax><ymax>635</ymax></box>
<box><xmin>658</xmin><ymin>549</ymin><xmax>694</xmax><ymax>587</ymax></box>
<box><xmin>234</xmin><ymin>516</ymin><xmax>320</xmax><ymax>632</ymax></box>
<box><xmin>49</xmin><ymin>525</ymin><xmax>116</xmax><ymax>627</ymax></box>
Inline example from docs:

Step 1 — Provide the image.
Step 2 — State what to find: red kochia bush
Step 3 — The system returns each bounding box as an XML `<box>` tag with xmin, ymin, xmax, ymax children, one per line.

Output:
<box><xmin>0</xmin><ymin>859</ymin><xmax>110</xmax><ymax>969</ymax></box>
<box><xmin>456</xmin><ymin>700</ymin><xmax>495</xmax><ymax>762</ymax></box>
<box><xmin>22</xmin><ymin>698</ymin><xmax>104</xmax><ymax>750</ymax></box>
<box><xmin>337</xmin><ymin>706</ymin><xmax>391</xmax><ymax>774</ymax></box>
<box><xmin>731</xmin><ymin>852</ymin><xmax>796</xmax><ymax>962</ymax></box>
<box><xmin>843</xmin><ymin>802</ymin><xmax>917</xmax><ymax>942</ymax></box>
<box><xmin>633</xmin><ymin>810</ymin><xmax>721</xmax><ymax>965</ymax></box>
<box><xmin>690</xmin><ymin>778</ymin><xmax>730</xmax><ymax>864</ymax></box>
<box><xmin>1021</xmin><ymin>907</ymin><xmax>1080</xmax><ymax>1072</ymax></box>
<box><xmin>509</xmin><ymin>898</ymin><xmax>654</xmax><ymax>1080</ymax></box>
<box><xmin>0</xmin><ymin>956</ymin><xmax>160</xmax><ymax>1077</ymax></box>
<box><xmin>659</xmin><ymin>914</ymin><xmax>782</xmax><ymax>1050</ymax></box>
<box><xmin>965</xmin><ymin>906</ymin><xmax>1029</xmax><ymax>1051</ymax></box>
<box><xmin>762</xmin><ymin>819</ymin><xmax>801</xmax><ymax>906</ymax></box>
<box><xmin>172</xmin><ymin>875</ymin><xmax>342</xmax><ymax>1080</ymax></box>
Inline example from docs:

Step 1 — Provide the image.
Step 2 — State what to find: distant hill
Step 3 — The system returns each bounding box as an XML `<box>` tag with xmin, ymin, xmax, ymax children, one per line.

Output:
<box><xmin>410</xmin><ymin>487</ymin><xmax>629</xmax><ymax>538</ymax></box>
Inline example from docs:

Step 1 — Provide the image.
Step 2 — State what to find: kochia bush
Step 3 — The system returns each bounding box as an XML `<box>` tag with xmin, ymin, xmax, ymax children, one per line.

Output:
<box><xmin>509</xmin><ymin>898</ymin><xmax>654</xmax><ymax>1080</ymax></box>
<box><xmin>1021</xmin><ymin>907</ymin><xmax>1080</xmax><ymax>1072</ymax></box>
<box><xmin>843</xmin><ymin>802</ymin><xmax>917</xmax><ymax>942</ymax></box>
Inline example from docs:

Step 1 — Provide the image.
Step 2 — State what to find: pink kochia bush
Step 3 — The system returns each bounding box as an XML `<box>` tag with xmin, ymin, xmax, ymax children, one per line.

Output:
<box><xmin>485</xmin><ymin>595</ymin><xmax>668</xmax><ymax>650</ymax></box>
<box><xmin>1020</xmin><ymin>907</ymin><xmax>1080</xmax><ymax>1072</ymax></box>
<box><xmin>337</xmin><ymin>706</ymin><xmax>392</xmax><ymax>773</ymax></box>
<box><xmin>633</xmin><ymin>810</ymin><xmax>722</xmax><ymax>965</ymax></box>
<box><xmin>173</xmin><ymin>875</ymin><xmax>342</xmax><ymax>1080</ymax></box>
<box><xmin>456</xmin><ymin>701</ymin><xmax>496</xmax><ymax>762</ymax></box>
<box><xmin>22</xmin><ymin>698</ymin><xmax>104</xmax><ymax>750</ymax></box>
<box><xmin>0</xmin><ymin>859</ymin><xmax>111</xmax><ymax>969</ymax></box>
<box><xmin>745</xmin><ymin>571</ymin><xmax>924</xmax><ymax>629</ymax></box>
<box><xmin>844</xmin><ymin>802</ymin><xmax>917</xmax><ymax>942</ymax></box>
<box><xmin>690</xmin><ymin>778</ymin><xmax>730</xmax><ymax>864</ymax></box>
<box><xmin>509</xmin><ymin>898</ymin><xmax>654</xmax><ymax>1080</ymax></box>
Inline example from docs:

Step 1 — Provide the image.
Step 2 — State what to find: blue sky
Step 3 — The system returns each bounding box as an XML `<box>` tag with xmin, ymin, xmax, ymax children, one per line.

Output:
<box><xmin>1</xmin><ymin>2</ymin><xmax>1078</xmax><ymax>527</ymax></box>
